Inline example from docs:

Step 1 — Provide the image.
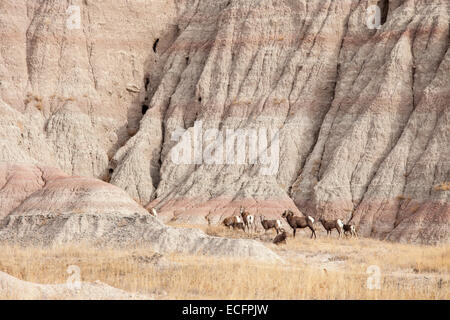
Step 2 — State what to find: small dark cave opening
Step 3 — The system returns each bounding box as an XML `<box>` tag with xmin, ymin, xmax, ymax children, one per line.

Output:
<box><xmin>142</xmin><ymin>104</ymin><xmax>149</xmax><ymax>115</ymax></box>
<box><xmin>377</xmin><ymin>0</ymin><xmax>389</xmax><ymax>25</ymax></box>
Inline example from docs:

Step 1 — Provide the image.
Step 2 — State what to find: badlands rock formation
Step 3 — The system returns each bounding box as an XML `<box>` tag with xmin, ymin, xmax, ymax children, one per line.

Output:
<box><xmin>0</xmin><ymin>0</ymin><xmax>448</xmax><ymax>244</ymax></box>
<box><xmin>0</xmin><ymin>164</ymin><xmax>280</xmax><ymax>261</ymax></box>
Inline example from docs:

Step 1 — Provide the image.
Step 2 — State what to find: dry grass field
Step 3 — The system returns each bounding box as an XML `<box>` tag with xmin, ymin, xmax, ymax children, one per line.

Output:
<box><xmin>0</xmin><ymin>224</ymin><xmax>448</xmax><ymax>299</ymax></box>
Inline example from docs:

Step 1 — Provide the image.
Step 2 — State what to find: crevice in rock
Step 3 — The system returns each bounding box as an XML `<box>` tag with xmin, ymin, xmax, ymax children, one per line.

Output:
<box><xmin>141</xmin><ymin>104</ymin><xmax>149</xmax><ymax>115</ymax></box>
<box><xmin>150</xmin><ymin>95</ymin><xmax>172</xmax><ymax>194</ymax></box>
<box><xmin>377</xmin><ymin>0</ymin><xmax>389</xmax><ymax>25</ymax></box>
<box><xmin>153</xmin><ymin>38</ymin><xmax>160</xmax><ymax>53</ymax></box>
<box><xmin>144</xmin><ymin>77</ymin><xmax>150</xmax><ymax>91</ymax></box>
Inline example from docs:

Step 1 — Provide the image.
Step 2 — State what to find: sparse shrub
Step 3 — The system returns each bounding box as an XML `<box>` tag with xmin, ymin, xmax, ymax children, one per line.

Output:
<box><xmin>408</xmin><ymin>204</ymin><xmax>421</xmax><ymax>215</ymax></box>
<box><xmin>273</xmin><ymin>98</ymin><xmax>287</xmax><ymax>105</ymax></box>
<box><xmin>434</xmin><ymin>182</ymin><xmax>450</xmax><ymax>191</ymax></box>
<box><xmin>117</xmin><ymin>219</ymin><xmax>128</xmax><ymax>227</ymax></box>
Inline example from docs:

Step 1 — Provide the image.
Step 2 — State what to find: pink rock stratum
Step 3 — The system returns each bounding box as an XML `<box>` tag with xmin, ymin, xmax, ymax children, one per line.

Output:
<box><xmin>0</xmin><ymin>0</ymin><xmax>448</xmax><ymax>245</ymax></box>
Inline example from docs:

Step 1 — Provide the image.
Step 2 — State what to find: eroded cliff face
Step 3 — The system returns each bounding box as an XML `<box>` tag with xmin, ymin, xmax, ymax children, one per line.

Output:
<box><xmin>0</xmin><ymin>0</ymin><xmax>448</xmax><ymax>244</ymax></box>
<box><xmin>0</xmin><ymin>0</ymin><xmax>179</xmax><ymax>177</ymax></box>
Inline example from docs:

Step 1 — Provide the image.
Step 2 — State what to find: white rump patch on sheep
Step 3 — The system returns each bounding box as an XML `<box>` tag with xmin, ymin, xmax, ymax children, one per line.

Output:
<box><xmin>337</xmin><ymin>219</ymin><xmax>344</xmax><ymax>228</ymax></box>
<box><xmin>308</xmin><ymin>216</ymin><xmax>314</xmax><ymax>223</ymax></box>
<box><xmin>276</xmin><ymin>220</ymin><xmax>282</xmax><ymax>228</ymax></box>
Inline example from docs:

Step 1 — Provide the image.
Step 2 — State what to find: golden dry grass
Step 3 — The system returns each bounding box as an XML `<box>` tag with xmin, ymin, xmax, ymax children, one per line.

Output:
<box><xmin>0</xmin><ymin>226</ymin><xmax>448</xmax><ymax>300</ymax></box>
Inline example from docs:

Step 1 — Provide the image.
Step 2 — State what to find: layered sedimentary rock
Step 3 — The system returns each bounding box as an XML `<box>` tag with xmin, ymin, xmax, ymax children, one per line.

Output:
<box><xmin>0</xmin><ymin>0</ymin><xmax>179</xmax><ymax>177</ymax></box>
<box><xmin>110</xmin><ymin>0</ymin><xmax>449</xmax><ymax>243</ymax></box>
<box><xmin>0</xmin><ymin>164</ymin><xmax>281</xmax><ymax>261</ymax></box>
<box><xmin>0</xmin><ymin>0</ymin><xmax>448</xmax><ymax>244</ymax></box>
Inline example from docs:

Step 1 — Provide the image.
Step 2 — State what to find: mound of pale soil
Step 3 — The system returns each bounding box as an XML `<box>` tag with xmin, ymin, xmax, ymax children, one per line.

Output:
<box><xmin>0</xmin><ymin>271</ymin><xmax>150</xmax><ymax>300</ymax></box>
<box><xmin>0</xmin><ymin>164</ymin><xmax>281</xmax><ymax>262</ymax></box>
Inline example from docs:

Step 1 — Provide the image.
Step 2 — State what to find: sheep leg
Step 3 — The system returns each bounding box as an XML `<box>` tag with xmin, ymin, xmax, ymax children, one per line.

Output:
<box><xmin>309</xmin><ymin>226</ymin><xmax>316</xmax><ymax>239</ymax></box>
<box><xmin>308</xmin><ymin>222</ymin><xmax>317</xmax><ymax>239</ymax></box>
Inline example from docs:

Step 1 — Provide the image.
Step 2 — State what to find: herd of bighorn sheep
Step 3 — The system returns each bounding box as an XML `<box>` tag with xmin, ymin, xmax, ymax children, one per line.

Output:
<box><xmin>148</xmin><ymin>205</ymin><xmax>357</xmax><ymax>245</ymax></box>
<box><xmin>221</xmin><ymin>207</ymin><xmax>358</xmax><ymax>245</ymax></box>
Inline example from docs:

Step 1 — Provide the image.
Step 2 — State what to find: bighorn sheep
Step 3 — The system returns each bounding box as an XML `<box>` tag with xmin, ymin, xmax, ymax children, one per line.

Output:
<box><xmin>343</xmin><ymin>223</ymin><xmax>358</xmax><ymax>238</ymax></box>
<box><xmin>281</xmin><ymin>210</ymin><xmax>316</xmax><ymax>239</ymax></box>
<box><xmin>318</xmin><ymin>218</ymin><xmax>344</xmax><ymax>238</ymax></box>
<box><xmin>273</xmin><ymin>229</ymin><xmax>287</xmax><ymax>245</ymax></box>
<box><xmin>260</xmin><ymin>215</ymin><xmax>283</xmax><ymax>234</ymax></box>
<box><xmin>222</xmin><ymin>215</ymin><xmax>244</xmax><ymax>231</ymax></box>
<box><xmin>148</xmin><ymin>207</ymin><xmax>158</xmax><ymax>217</ymax></box>
<box><xmin>240</xmin><ymin>207</ymin><xmax>255</xmax><ymax>233</ymax></box>
<box><xmin>233</xmin><ymin>221</ymin><xmax>246</xmax><ymax>232</ymax></box>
